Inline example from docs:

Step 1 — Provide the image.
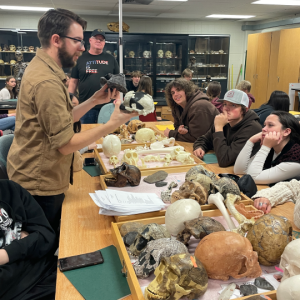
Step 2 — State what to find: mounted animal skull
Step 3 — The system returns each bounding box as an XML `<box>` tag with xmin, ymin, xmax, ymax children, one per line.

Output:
<box><xmin>195</xmin><ymin>231</ymin><xmax>262</xmax><ymax>280</ymax></box>
<box><xmin>144</xmin><ymin>253</ymin><xmax>208</xmax><ymax>300</ymax></box>
<box><xmin>133</xmin><ymin>238</ymin><xmax>188</xmax><ymax>278</ymax></box>
<box><xmin>121</xmin><ymin>91</ymin><xmax>154</xmax><ymax>116</ymax></box>
<box><xmin>105</xmin><ymin>162</ymin><xmax>141</xmax><ymax>187</ymax></box>
<box><xmin>127</xmin><ymin>119</ymin><xmax>145</xmax><ymax>133</ymax></box>
<box><xmin>157</xmin><ymin>49</ymin><xmax>164</xmax><ymax>58</ymax></box>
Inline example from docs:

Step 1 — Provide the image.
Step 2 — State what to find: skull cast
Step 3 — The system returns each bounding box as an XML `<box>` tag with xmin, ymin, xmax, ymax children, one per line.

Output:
<box><xmin>122</xmin><ymin>149</ymin><xmax>139</xmax><ymax>166</ymax></box>
<box><xmin>129</xmin><ymin>223</ymin><xmax>171</xmax><ymax>256</ymax></box>
<box><xmin>102</xmin><ymin>135</ymin><xmax>121</xmax><ymax>158</ymax></box>
<box><xmin>185</xmin><ymin>173</ymin><xmax>212</xmax><ymax>193</ymax></box>
<box><xmin>171</xmin><ymin>181</ymin><xmax>208</xmax><ymax>205</ymax></box>
<box><xmin>144</xmin><ymin>253</ymin><xmax>208</xmax><ymax>300</ymax></box>
<box><xmin>16</xmin><ymin>46</ymin><xmax>22</xmax><ymax>51</ymax></box>
<box><xmin>247</xmin><ymin>214</ymin><xmax>292</xmax><ymax>266</ymax></box>
<box><xmin>277</xmin><ymin>275</ymin><xmax>300</xmax><ymax>300</ymax></box>
<box><xmin>127</xmin><ymin>119</ymin><xmax>145</xmax><ymax>134</ymax></box>
<box><xmin>195</xmin><ymin>231</ymin><xmax>262</xmax><ymax>280</ymax></box>
<box><xmin>105</xmin><ymin>162</ymin><xmax>141</xmax><ymax>188</ymax></box>
<box><xmin>135</xmin><ymin>128</ymin><xmax>156</xmax><ymax>143</ymax></box>
<box><xmin>129</xmin><ymin>51</ymin><xmax>135</xmax><ymax>58</ymax></box>
<box><xmin>28</xmin><ymin>46</ymin><xmax>35</xmax><ymax>52</ymax></box>
<box><xmin>121</xmin><ymin>91</ymin><xmax>154</xmax><ymax>116</ymax></box>
<box><xmin>119</xmin><ymin>124</ymin><xmax>131</xmax><ymax>140</ymax></box>
<box><xmin>165</xmin><ymin>51</ymin><xmax>172</xmax><ymax>58</ymax></box>
<box><xmin>157</xmin><ymin>49</ymin><xmax>164</xmax><ymax>58</ymax></box>
<box><xmin>133</xmin><ymin>238</ymin><xmax>188</xmax><ymax>278</ymax></box>
<box><xmin>23</xmin><ymin>46</ymin><xmax>28</xmax><ymax>52</ymax></box>
<box><xmin>211</xmin><ymin>177</ymin><xmax>241</xmax><ymax>199</ymax></box>
<box><xmin>185</xmin><ymin>165</ymin><xmax>218</xmax><ymax>183</ymax></box>
<box><xmin>9</xmin><ymin>45</ymin><xmax>16</xmax><ymax>51</ymax></box>
<box><xmin>177</xmin><ymin>216</ymin><xmax>225</xmax><ymax>246</ymax></box>
<box><xmin>280</xmin><ymin>239</ymin><xmax>300</xmax><ymax>282</ymax></box>
<box><xmin>143</xmin><ymin>51</ymin><xmax>151</xmax><ymax>58</ymax></box>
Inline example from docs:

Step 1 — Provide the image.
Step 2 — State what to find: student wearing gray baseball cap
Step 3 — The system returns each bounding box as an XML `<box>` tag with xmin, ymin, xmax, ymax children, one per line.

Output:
<box><xmin>193</xmin><ymin>89</ymin><xmax>262</xmax><ymax>167</ymax></box>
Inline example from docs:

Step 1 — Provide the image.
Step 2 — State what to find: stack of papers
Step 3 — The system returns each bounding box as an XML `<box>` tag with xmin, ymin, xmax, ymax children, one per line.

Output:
<box><xmin>90</xmin><ymin>189</ymin><xmax>165</xmax><ymax>216</ymax></box>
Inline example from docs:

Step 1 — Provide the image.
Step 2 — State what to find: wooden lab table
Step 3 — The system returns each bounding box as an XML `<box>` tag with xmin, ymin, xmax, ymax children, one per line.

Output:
<box><xmin>56</xmin><ymin>122</ymin><xmax>298</xmax><ymax>300</ymax></box>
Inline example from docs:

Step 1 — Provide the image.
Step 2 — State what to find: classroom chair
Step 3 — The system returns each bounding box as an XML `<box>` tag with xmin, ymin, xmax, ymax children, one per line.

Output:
<box><xmin>0</xmin><ymin>134</ymin><xmax>14</xmax><ymax>179</ymax></box>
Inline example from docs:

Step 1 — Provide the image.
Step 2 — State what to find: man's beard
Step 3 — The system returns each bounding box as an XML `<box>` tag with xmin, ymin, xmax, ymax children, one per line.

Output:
<box><xmin>58</xmin><ymin>42</ymin><xmax>76</xmax><ymax>68</ymax></box>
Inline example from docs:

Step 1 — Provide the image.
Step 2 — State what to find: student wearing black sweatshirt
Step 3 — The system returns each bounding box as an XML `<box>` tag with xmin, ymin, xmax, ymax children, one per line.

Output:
<box><xmin>0</xmin><ymin>179</ymin><xmax>56</xmax><ymax>300</ymax></box>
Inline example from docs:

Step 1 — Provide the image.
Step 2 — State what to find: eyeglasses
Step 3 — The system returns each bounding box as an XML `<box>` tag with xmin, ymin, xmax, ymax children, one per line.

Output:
<box><xmin>223</xmin><ymin>103</ymin><xmax>240</xmax><ymax>110</ymax></box>
<box><xmin>60</xmin><ymin>35</ymin><xmax>85</xmax><ymax>48</ymax></box>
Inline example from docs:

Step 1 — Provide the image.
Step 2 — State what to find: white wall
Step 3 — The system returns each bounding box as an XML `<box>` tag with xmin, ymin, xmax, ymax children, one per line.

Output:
<box><xmin>0</xmin><ymin>11</ymin><xmax>247</xmax><ymax>86</ymax></box>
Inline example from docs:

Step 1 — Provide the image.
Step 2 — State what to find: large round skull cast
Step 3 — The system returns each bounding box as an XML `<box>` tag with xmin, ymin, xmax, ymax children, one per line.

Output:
<box><xmin>277</xmin><ymin>275</ymin><xmax>300</xmax><ymax>300</ymax></box>
<box><xmin>121</xmin><ymin>91</ymin><xmax>154</xmax><ymax>116</ymax></box>
<box><xmin>102</xmin><ymin>135</ymin><xmax>121</xmax><ymax>158</ymax></box>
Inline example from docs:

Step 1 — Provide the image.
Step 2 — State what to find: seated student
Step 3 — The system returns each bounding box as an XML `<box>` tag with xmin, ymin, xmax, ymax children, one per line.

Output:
<box><xmin>164</xmin><ymin>78</ymin><xmax>219</xmax><ymax>143</ymax></box>
<box><xmin>126</xmin><ymin>71</ymin><xmax>142</xmax><ymax>92</ymax></box>
<box><xmin>207</xmin><ymin>81</ymin><xmax>222</xmax><ymax>113</ymax></box>
<box><xmin>251</xmin><ymin>179</ymin><xmax>300</xmax><ymax>228</ymax></box>
<box><xmin>0</xmin><ymin>76</ymin><xmax>18</xmax><ymax>100</ymax></box>
<box><xmin>234</xmin><ymin>111</ymin><xmax>300</xmax><ymax>185</ymax></box>
<box><xmin>253</xmin><ymin>90</ymin><xmax>290</xmax><ymax>127</ymax></box>
<box><xmin>0</xmin><ymin>113</ymin><xmax>16</xmax><ymax>131</ymax></box>
<box><xmin>236</xmin><ymin>80</ymin><xmax>255</xmax><ymax>108</ymax></box>
<box><xmin>0</xmin><ymin>179</ymin><xmax>56</xmax><ymax>300</ymax></box>
<box><xmin>181</xmin><ymin>68</ymin><xmax>193</xmax><ymax>81</ymax></box>
<box><xmin>193</xmin><ymin>89</ymin><xmax>261</xmax><ymax>167</ymax></box>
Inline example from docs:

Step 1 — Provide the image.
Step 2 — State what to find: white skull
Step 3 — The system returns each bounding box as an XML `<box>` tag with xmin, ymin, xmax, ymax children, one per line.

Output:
<box><xmin>170</xmin><ymin>147</ymin><xmax>182</xmax><ymax>160</ymax></box>
<box><xmin>157</xmin><ymin>49</ymin><xmax>164</xmax><ymax>58</ymax></box>
<box><xmin>161</xmin><ymin>137</ymin><xmax>175</xmax><ymax>147</ymax></box>
<box><xmin>165</xmin><ymin>199</ymin><xmax>202</xmax><ymax>236</ymax></box>
<box><xmin>135</xmin><ymin>128</ymin><xmax>156</xmax><ymax>144</ymax></box>
<box><xmin>165</xmin><ymin>51</ymin><xmax>172</xmax><ymax>58</ymax></box>
<box><xmin>123</xmin><ymin>91</ymin><xmax>155</xmax><ymax>116</ymax></box>
<box><xmin>23</xmin><ymin>46</ymin><xmax>28</xmax><ymax>52</ymax></box>
<box><xmin>109</xmin><ymin>155</ymin><xmax>119</xmax><ymax>167</ymax></box>
<box><xmin>17</xmin><ymin>46</ymin><xmax>22</xmax><ymax>51</ymax></box>
<box><xmin>123</xmin><ymin>150</ymin><xmax>139</xmax><ymax>166</ymax></box>
<box><xmin>9</xmin><ymin>45</ymin><xmax>16</xmax><ymax>51</ymax></box>
<box><xmin>280</xmin><ymin>239</ymin><xmax>300</xmax><ymax>281</ymax></box>
<box><xmin>129</xmin><ymin>51</ymin><xmax>135</xmax><ymax>58</ymax></box>
<box><xmin>176</xmin><ymin>151</ymin><xmax>191</xmax><ymax>164</ymax></box>
<box><xmin>102</xmin><ymin>135</ymin><xmax>121</xmax><ymax>158</ymax></box>
<box><xmin>277</xmin><ymin>275</ymin><xmax>300</xmax><ymax>300</ymax></box>
<box><xmin>143</xmin><ymin>51</ymin><xmax>151</xmax><ymax>58</ymax></box>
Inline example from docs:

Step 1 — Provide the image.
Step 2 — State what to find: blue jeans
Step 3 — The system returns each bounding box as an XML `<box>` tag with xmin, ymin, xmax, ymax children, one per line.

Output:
<box><xmin>80</xmin><ymin>108</ymin><xmax>100</xmax><ymax>124</ymax></box>
<box><xmin>0</xmin><ymin>116</ymin><xmax>15</xmax><ymax>131</ymax></box>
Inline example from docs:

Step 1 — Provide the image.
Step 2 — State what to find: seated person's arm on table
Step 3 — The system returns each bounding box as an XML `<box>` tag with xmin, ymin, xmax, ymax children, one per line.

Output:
<box><xmin>193</xmin><ymin>128</ymin><xmax>214</xmax><ymax>159</ymax></box>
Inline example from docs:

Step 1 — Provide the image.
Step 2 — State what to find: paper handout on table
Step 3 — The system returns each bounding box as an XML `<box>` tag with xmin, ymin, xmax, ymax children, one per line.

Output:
<box><xmin>90</xmin><ymin>189</ymin><xmax>165</xmax><ymax>216</ymax></box>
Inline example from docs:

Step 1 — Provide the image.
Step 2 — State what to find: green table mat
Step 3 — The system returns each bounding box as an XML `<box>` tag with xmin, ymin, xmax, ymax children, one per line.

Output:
<box><xmin>203</xmin><ymin>153</ymin><xmax>218</xmax><ymax>164</ymax></box>
<box><xmin>83</xmin><ymin>165</ymin><xmax>102</xmax><ymax>177</ymax></box>
<box><xmin>63</xmin><ymin>245</ymin><xmax>130</xmax><ymax>300</ymax></box>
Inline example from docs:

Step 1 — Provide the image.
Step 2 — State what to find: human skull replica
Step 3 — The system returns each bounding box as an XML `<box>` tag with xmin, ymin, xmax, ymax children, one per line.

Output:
<box><xmin>123</xmin><ymin>149</ymin><xmax>139</xmax><ymax>166</ymax></box>
<box><xmin>102</xmin><ymin>135</ymin><xmax>121</xmax><ymax>158</ymax></box>
<box><xmin>28</xmin><ymin>46</ymin><xmax>34</xmax><ymax>52</ymax></box>
<box><xmin>277</xmin><ymin>275</ymin><xmax>300</xmax><ymax>300</ymax></box>
<box><xmin>23</xmin><ymin>46</ymin><xmax>28</xmax><ymax>52</ymax></box>
<box><xmin>195</xmin><ymin>231</ymin><xmax>261</xmax><ymax>280</ymax></box>
<box><xmin>279</xmin><ymin>239</ymin><xmax>300</xmax><ymax>281</ymax></box>
<box><xmin>135</xmin><ymin>128</ymin><xmax>156</xmax><ymax>143</ymax></box>
<box><xmin>121</xmin><ymin>91</ymin><xmax>154</xmax><ymax>116</ymax></box>
<box><xmin>177</xmin><ymin>216</ymin><xmax>225</xmax><ymax>246</ymax></box>
<box><xmin>157</xmin><ymin>49</ymin><xmax>164</xmax><ymax>58</ymax></box>
<box><xmin>165</xmin><ymin>199</ymin><xmax>202</xmax><ymax>236</ymax></box>
<box><xmin>9</xmin><ymin>45</ymin><xmax>16</xmax><ymax>51</ymax></box>
<box><xmin>247</xmin><ymin>214</ymin><xmax>292</xmax><ymax>266</ymax></box>
<box><xmin>15</xmin><ymin>51</ymin><xmax>23</xmax><ymax>62</ymax></box>
<box><xmin>133</xmin><ymin>238</ymin><xmax>188</xmax><ymax>278</ymax></box>
<box><xmin>129</xmin><ymin>51</ymin><xmax>135</xmax><ymax>58</ymax></box>
<box><xmin>16</xmin><ymin>46</ymin><xmax>22</xmax><ymax>51</ymax></box>
<box><xmin>129</xmin><ymin>223</ymin><xmax>171</xmax><ymax>256</ymax></box>
<box><xmin>143</xmin><ymin>51</ymin><xmax>151</xmax><ymax>58</ymax></box>
<box><xmin>105</xmin><ymin>162</ymin><xmax>141</xmax><ymax>188</ymax></box>
<box><xmin>170</xmin><ymin>181</ymin><xmax>208</xmax><ymax>205</ymax></box>
<box><xmin>127</xmin><ymin>119</ymin><xmax>145</xmax><ymax>133</ymax></box>
<box><xmin>165</xmin><ymin>51</ymin><xmax>172</xmax><ymax>58</ymax></box>
<box><xmin>144</xmin><ymin>253</ymin><xmax>208</xmax><ymax>300</ymax></box>
<box><xmin>3</xmin><ymin>44</ymin><xmax>9</xmax><ymax>51</ymax></box>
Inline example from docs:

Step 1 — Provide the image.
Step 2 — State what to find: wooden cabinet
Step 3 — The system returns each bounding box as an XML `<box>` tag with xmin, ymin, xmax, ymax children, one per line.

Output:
<box><xmin>161</xmin><ymin>106</ymin><xmax>174</xmax><ymax>122</ymax></box>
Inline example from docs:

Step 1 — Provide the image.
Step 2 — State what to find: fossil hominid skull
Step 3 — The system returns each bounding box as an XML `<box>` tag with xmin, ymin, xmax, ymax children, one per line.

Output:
<box><xmin>122</xmin><ymin>91</ymin><xmax>155</xmax><ymax>116</ymax></box>
<box><xmin>123</xmin><ymin>149</ymin><xmax>139</xmax><ymax>166</ymax></box>
<box><xmin>127</xmin><ymin>119</ymin><xmax>145</xmax><ymax>134</ymax></box>
<box><xmin>129</xmin><ymin>51</ymin><xmax>135</xmax><ymax>58</ymax></box>
<box><xmin>144</xmin><ymin>253</ymin><xmax>208</xmax><ymax>300</ymax></box>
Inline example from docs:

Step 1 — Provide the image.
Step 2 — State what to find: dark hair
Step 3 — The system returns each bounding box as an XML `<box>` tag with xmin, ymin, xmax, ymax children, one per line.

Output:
<box><xmin>165</xmin><ymin>78</ymin><xmax>199</xmax><ymax>110</ymax></box>
<box><xmin>207</xmin><ymin>81</ymin><xmax>221</xmax><ymax>99</ymax></box>
<box><xmin>5</xmin><ymin>76</ymin><xmax>18</xmax><ymax>99</ymax></box>
<box><xmin>271</xmin><ymin>111</ymin><xmax>300</xmax><ymax>144</ymax></box>
<box><xmin>137</xmin><ymin>76</ymin><xmax>153</xmax><ymax>96</ymax></box>
<box><xmin>266</xmin><ymin>91</ymin><xmax>290</xmax><ymax>111</ymax></box>
<box><xmin>131</xmin><ymin>70</ymin><xmax>142</xmax><ymax>78</ymax></box>
<box><xmin>38</xmin><ymin>8</ymin><xmax>87</xmax><ymax>48</ymax></box>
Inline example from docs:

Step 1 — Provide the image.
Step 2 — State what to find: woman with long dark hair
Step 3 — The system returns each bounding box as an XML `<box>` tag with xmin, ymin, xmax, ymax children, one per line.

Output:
<box><xmin>0</xmin><ymin>76</ymin><xmax>18</xmax><ymax>100</ymax></box>
<box><xmin>253</xmin><ymin>91</ymin><xmax>290</xmax><ymax>126</ymax></box>
<box><xmin>234</xmin><ymin>111</ymin><xmax>300</xmax><ymax>185</ymax></box>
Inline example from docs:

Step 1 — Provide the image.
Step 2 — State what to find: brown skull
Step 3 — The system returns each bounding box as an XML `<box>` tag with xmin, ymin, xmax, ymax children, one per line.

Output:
<box><xmin>119</xmin><ymin>124</ymin><xmax>130</xmax><ymax>139</ymax></box>
<box><xmin>171</xmin><ymin>181</ymin><xmax>208</xmax><ymax>205</ymax></box>
<box><xmin>15</xmin><ymin>51</ymin><xmax>23</xmax><ymax>62</ymax></box>
<box><xmin>195</xmin><ymin>231</ymin><xmax>261</xmax><ymax>280</ymax></box>
<box><xmin>127</xmin><ymin>119</ymin><xmax>145</xmax><ymax>134</ymax></box>
<box><xmin>105</xmin><ymin>162</ymin><xmax>141</xmax><ymax>187</ymax></box>
<box><xmin>177</xmin><ymin>216</ymin><xmax>225</xmax><ymax>245</ymax></box>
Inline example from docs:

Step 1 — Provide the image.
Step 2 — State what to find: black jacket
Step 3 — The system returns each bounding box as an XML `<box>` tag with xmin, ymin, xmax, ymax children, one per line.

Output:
<box><xmin>193</xmin><ymin>110</ymin><xmax>262</xmax><ymax>167</ymax></box>
<box><xmin>253</xmin><ymin>104</ymin><xmax>274</xmax><ymax>127</ymax></box>
<box><xmin>0</xmin><ymin>180</ymin><xmax>56</xmax><ymax>300</ymax></box>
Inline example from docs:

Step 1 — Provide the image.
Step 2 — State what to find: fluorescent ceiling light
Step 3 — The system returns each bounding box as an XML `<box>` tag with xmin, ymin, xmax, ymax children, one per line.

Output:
<box><xmin>0</xmin><ymin>6</ymin><xmax>53</xmax><ymax>11</ymax></box>
<box><xmin>252</xmin><ymin>0</ymin><xmax>300</xmax><ymax>5</ymax></box>
<box><xmin>206</xmin><ymin>14</ymin><xmax>255</xmax><ymax>19</ymax></box>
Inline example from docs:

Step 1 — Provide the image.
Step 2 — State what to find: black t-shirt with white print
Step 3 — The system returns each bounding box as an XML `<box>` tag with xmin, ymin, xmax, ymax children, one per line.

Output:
<box><xmin>71</xmin><ymin>51</ymin><xmax>120</xmax><ymax>105</ymax></box>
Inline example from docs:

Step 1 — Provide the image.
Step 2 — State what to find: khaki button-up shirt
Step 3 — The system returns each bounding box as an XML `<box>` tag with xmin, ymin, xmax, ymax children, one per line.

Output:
<box><xmin>7</xmin><ymin>49</ymin><xmax>75</xmax><ymax>196</ymax></box>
